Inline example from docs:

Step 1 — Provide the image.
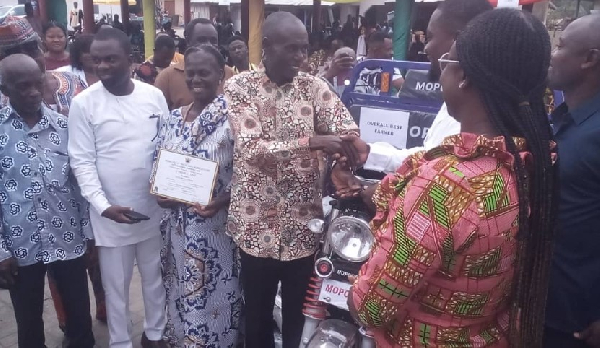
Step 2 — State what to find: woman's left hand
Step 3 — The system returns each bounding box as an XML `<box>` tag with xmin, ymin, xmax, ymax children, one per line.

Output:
<box><xmin>157</xmin><ymin>196</ymin><xmax>181</xmax><ymax>209</ymax></box>
<box><xmin>192</xmin><ymin>202</ymin><xmax>221</xmax><ymax>218</ymax></box>
<box><xmin>192</xmin><ymin>193</ymin><xmax>231</xmax><ymax>218</ymax></box>
<box><xmin>331</xmin><ymin>164</ymin><xmax>362</xmax><ymax>198</ymax></box>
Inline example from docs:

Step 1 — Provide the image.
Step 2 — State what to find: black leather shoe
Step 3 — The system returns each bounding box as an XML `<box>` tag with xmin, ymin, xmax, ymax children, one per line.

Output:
<box><xmin>141</xmin><ymin>333</ymin><xmax>168</xmax><ymax>348</ymax></box>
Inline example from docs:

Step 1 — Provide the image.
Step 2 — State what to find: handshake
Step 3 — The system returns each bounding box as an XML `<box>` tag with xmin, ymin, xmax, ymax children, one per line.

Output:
<box><xmin>309</xmin><ymin>134</ymin><xmax>371</xmax><ymax>199</ymax></box>
<box><xmin>309</xmin><ymin>134</ymin><xmax>369</xmax><ymax>170</ymax></box>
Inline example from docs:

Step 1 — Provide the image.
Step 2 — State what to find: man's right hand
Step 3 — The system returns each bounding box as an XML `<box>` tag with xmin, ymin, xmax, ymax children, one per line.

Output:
<box><xmin>0</xmin><ymin>257</ymin><xmax>18</xmax><ymax>288</ymax></box>
<box><xmin>310</xmin><ymin>135</ymin><xmax>360</xmax><ymax>168</ymax></box>
<box><xmin>101</xmin><ymin>205</ymin><xmax>136</xmax><ymax>224</ymax></box>
<box><xmin>341</xmin><ymin>135</ymin><xmax>370</xmax><ymax>167</ymax></box>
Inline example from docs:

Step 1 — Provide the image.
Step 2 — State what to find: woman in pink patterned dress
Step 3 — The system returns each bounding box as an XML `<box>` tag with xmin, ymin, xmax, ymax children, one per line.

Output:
<box><xmin>349</xmin><ymin>9</ymin><xmax>557</xmax><ymax>348</ymax></box>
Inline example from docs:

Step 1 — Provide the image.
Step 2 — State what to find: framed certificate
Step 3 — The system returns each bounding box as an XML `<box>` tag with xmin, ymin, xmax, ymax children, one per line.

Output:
<box><xmin>151</xmin><ymin>149</ymin><xmax>218</xmax><ymax>205</ymax></box>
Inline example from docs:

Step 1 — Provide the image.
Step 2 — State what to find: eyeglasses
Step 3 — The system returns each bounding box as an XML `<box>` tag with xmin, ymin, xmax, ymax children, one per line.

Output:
<box><xmin>438</xmin><ymin>52</ymin><xmax>459</xmax><ymax>71</ymax></box>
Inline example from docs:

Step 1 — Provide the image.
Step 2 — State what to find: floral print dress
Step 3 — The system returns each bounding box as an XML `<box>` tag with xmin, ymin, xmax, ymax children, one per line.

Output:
<box><xmin>155</xmin><ymin>95</ymin><xmax>242</xmax><ymax>347</ymax></box>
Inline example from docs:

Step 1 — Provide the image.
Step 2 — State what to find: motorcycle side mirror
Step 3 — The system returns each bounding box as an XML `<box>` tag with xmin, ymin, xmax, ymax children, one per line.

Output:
<box><xmin>307</xmin><ymin>219</ymin><xmax>325</xmax><ymax>234</ymax></box>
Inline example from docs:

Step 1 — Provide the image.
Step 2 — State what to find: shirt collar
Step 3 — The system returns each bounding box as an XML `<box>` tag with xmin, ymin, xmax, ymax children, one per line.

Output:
<box><xmin>0</xmin><ymin>103</ymin><xmax>59</xmax><ymax>132</ymax></box>
<box><xmin>561</xmin><ymin>89</ymin><xmax>600</xmax><ymax>126</ymax></box>
<box><xmin>233</xmin><ymin>63</ymin><xmax>258</xmax><ymax>74</ymax></box>
<box><xmin>439</xmin><ymin>133</ymin><xmax>529</xmax><ymax>168</ymax></box>
<box><xmin>259</xmin><ymin>70</ymin><xmax>306</xmax><ymax>90</ymax></box>
<box><xmin>174</xmin><ymin>60</ymin><xmax>185</xmax><ymax>72</ymax></box>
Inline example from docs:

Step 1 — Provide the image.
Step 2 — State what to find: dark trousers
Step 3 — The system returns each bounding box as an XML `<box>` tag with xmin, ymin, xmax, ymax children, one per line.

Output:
<box><xmin>240</xmin><ymin>250</ymin><xmax>314</xmax><ymax>348</ymax></box>
<box><xmin>48</xmin><ymin>245</ymin><xmax>106</xmax><ymax>329</ymax></box>
<box><xmin>544</xmin><ymin>326</ymin><xmax>590</xmax><ymax>348</ymax></box>
<box><xmin>8</xmin><ymin>257</ymin><xmax>95</xmax><ymax>348</ymax></box>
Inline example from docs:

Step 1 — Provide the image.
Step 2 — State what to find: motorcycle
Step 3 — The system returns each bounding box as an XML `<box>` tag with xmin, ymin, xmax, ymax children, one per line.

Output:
<box><xmin>299</xmin><ymin>178</ymin><xmax>378</xmax><ymax>348</ymax></box>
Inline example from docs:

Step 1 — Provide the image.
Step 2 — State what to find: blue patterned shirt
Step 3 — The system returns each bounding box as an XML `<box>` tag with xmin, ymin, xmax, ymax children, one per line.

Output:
<box><xmin>0</xmin><ymin>104</ymin><xmax>92</xmax><ymax>266</ymax></box>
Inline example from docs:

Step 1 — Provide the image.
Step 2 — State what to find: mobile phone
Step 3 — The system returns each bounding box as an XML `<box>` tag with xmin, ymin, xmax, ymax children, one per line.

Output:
<box><xmin>123</xmin><ymin>210</ymin><xmax>150</xmax><ymax>222</ymax></box>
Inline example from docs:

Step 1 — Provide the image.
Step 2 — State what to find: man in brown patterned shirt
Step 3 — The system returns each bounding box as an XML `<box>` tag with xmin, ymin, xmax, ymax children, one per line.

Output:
<box><xmin>224</xmin><ymin>11</ymin><xmax>363</xmax><ymax>348</ymax></box>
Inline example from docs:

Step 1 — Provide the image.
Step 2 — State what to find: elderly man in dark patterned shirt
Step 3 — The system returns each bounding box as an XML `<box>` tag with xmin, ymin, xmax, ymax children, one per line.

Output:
<box><xmin>224</xmin><ymin>11</ymin><xmax>368</xmax><ymax>348</ymax></box>
<box><xmin>0</xmin><ymin>54</ymin><xmax>95</xmax><ymax>348</ymax></box>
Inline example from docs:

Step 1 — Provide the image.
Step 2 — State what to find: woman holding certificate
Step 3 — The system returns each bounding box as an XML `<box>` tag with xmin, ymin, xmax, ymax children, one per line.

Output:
<box><xmin>153</xmin><ymin>45</ymin><xmax>242</xmax><ymax>347</ymax></box>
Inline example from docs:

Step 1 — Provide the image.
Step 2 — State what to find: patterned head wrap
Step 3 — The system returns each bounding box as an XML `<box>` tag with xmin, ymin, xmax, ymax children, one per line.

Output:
<box><xmin>0</xmin><ymin>16</ymin><xmax>39</xmax><ymax>53</ymax></box>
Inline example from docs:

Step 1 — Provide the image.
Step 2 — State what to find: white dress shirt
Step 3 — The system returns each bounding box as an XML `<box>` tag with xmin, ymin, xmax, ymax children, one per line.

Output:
<box><xmin>364</xmin><ymin>103</ymin><xmax>460</xmax><ymax>173</ymax></box>
<box><xmin>67</xmin><ymin>80</ymin><xmax>168</xmax><ymax>247</ymax></box>
<box><xmin>357</xmin><ymin>35</ymin><xmax>367</xmax><ymax>58</ymax></box>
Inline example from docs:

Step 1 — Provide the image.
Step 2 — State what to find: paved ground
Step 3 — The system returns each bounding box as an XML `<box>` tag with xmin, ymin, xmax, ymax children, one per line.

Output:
<box><xmin>0</xmin><ymin>269</ymin><xmax>145</xmax><ymax>348</ymax></box>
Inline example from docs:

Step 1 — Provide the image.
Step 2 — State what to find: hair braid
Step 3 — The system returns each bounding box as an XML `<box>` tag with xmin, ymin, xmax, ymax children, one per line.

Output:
<box><xmin>456</xmin><ymin>9</ymin><xmax>557</xmax><ymax>347</ymax></box>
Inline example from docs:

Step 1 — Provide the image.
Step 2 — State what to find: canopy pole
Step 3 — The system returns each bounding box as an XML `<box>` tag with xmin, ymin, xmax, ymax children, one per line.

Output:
<box><xmin>120</xmin><ymin>0</ymin><xmax>130</xmax><ymax>34</ymax></box>
<box><xmin>143</xmin><ymin>0</ymin><xmax>155</xmax><ymax>58</ymax></box>
<box><xmin>184</xmin><ymin>0</ymin><xmax>191</xmax><ymax>24</ymax></box>
<box><xmin>38</xmin><ymin>0</ymin><xmax>48</xmax><ymax>22</ymax></box>
<box><xmin>241</xmin><ymin>0</ymin><xmax>249</xmax><ymax>42</ymax></box>
<box><xmin>83</xmin><ymin>0</ymin><xmax>94</xmax><ymax>33</ymax></box>
<box><xmin>393</xmin><ymin>0</ymin><xmax>413</xmax><ymax>60</ymax></box>
<box><xmin>575</xmin><ymin>0</ymin><xmax>581</xmax><ymax>17</ymax></box>
<box><xmin>248</xmin><ymin>0</ymin><xmax>264</xmax><ymax>65</ymax></box>
<box><xmin>312</xmin><ymin>0</ymin><xmax>322</xmax><ymax>32</ymax></box>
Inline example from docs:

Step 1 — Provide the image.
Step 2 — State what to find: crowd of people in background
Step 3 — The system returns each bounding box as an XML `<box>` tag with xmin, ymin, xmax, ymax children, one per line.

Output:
<box><xmin>0</xmin><ymin>1</ymin><xmax>599</xmax><ymax>348</ymax></box>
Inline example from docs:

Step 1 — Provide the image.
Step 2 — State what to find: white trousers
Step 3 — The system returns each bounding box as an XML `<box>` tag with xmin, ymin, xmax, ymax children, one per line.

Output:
<box><xmin>98</xmin><ymin>235</ymin><xmax>167</xmax><ymax>348</ymax></box>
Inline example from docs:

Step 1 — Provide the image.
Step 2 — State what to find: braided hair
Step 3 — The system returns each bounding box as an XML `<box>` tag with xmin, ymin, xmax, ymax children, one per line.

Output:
<box><xmin>184</xmin><ymin>44</ymin><xmax>225</xmax><ymax>73</ymax></box>
<box><xmin>456</xmin><ymin>9</ymin><xmax>556</xmax><ymax>347</ymax></box>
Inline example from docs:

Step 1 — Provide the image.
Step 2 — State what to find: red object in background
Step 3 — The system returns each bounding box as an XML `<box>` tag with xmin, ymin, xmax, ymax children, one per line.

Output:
<box><xmin>488</xmin><ymin>0</ymin><xmax>545</xmax><ymax>5</ymax></box>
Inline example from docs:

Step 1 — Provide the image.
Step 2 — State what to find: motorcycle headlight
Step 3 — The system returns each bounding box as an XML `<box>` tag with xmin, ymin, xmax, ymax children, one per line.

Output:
<box><xmin>327</xmin><ymin>216</ymin><xmax>373</xmax><ymax>262</ymax></box>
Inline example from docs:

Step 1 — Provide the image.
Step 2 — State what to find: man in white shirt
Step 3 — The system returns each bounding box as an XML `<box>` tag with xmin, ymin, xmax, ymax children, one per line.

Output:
<box><xmin>362</xmin><ymin>0</ymin><xmax>493</xmax><ymax>173</ymax></box>
<box><xmin>70</xmin><ymin>2</ymin><xmax>81</xmax><ymax>30</ymax></box>
<box><xmin>354</xmin><ymin>31</ymin><xmax>404</xmax><ymax>95</ymax></box>
<box><xmin>67</xmin><ymin>28</ymin><xmax>168</xmax><ymax>348</ymax></box>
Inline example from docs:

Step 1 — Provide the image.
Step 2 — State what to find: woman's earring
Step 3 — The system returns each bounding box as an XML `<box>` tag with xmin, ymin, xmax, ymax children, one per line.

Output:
<box><xmin>459</xmin><ymin>81</ymin><xmax>467</xmax><ymax>89</ymax></box>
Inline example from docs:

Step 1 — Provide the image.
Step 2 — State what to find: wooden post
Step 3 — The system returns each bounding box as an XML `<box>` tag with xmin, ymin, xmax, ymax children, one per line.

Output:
<box><xmin>37</xmin><ymin>0</ymin><xmax>48</xmax><ymax>22</ymax></box>
<box><xmin>143</xmin><ymin>0</ymin><xmax>155</xmax><ymax>58</ymax></box>
<box><xmin>248</xmin><ymin>0</ymin><xmax>264</xmax><ymax>65</ymax></box>
<box><xmin>312</xmin><ymin>0</ymin><xmax>321</xmax><ymax>32</ymax></box>
<box><xmin>121</xmin><ymin>0</ymin><xmax>130</xmax><ymax>34</ymax></box>
<box><xmin>82</xmin><ymin>0</ymin><xmax>94</xmax><ymax>33</ymax></box>
<box><xmin>241</xmin><ymin>0</ymin><xmax>249</xmax><ymax>42</ymax></box>
<box><xmin>184</xmin><ymin>0</ymin><xmax>191</xmax><ymax>24</ymax></box>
